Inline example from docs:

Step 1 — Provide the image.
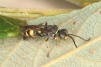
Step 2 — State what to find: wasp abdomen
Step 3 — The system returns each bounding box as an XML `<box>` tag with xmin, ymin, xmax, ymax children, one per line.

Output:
<box><xmin>23</xmin><ymin>29</ymin><xmax>34</xmax><ymax>40</ymax></box>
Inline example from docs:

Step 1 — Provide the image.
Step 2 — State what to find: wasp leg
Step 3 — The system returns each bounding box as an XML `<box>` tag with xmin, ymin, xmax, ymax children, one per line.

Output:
<box><xmin>45</xmin><ymin>37</ymin><xmax>49</xmax><ymax>48</ymax></box>
<box><xmin>56</xmin><ymin>39</ymin><xmax>58</xmax><ymax>45</ymax></box>
<box><xmin>23</xmin><ymin>35</ymin><xmax>28</xmax><ymax>40</ymax></box>
<box><xmin>46</xmin><ymin>48</ymin><xmax>50</xmax><ymax>58</ymax></box>
<box><xmin>53</xmin><ymin>35</ymin><xmax>59</xmax><ymax>46</ymax></box>
<box><xmin>36</xmin><ymin>32</ymin><xmax>45</xmax><ymax>37</ymax></box>
<box><xmin>46</xmin><ymin>37</ymin><xmax>49</xmax><ymax>41</ymax></box>
<box><xmin>46</xmin><ymin>48</ymin><xmax>52</xmax><ymax>58</ymax></box>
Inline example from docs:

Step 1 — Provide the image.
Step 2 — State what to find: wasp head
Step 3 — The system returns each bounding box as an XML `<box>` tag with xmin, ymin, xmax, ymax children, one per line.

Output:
<box><xmin>58</xmin><ymin>29</ymin><xmax>68</xmax><ymax>39</ymax></box>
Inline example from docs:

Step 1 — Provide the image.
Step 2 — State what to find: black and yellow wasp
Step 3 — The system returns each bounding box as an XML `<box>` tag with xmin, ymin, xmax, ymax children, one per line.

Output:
<box><xmin>20</xmin><ymin>22</ymin><xmax>90</xmax><ymax>57</ymax></box>
<box><xmin>20</xmin><ymin>22</ymin><xmax>90</xmax><ymax>48</ymax></box>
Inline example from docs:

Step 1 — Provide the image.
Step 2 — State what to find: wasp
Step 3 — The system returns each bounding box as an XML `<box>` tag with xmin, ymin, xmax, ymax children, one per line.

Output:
<box><xmin>20</xmin><ymin>22</ymin><xmax>90</xmax><ymax>57</ymax></box>
<box><xmin>20</xmin><ymin>22</ymin><xmax>90</xmax><ymax>47</ymax></box>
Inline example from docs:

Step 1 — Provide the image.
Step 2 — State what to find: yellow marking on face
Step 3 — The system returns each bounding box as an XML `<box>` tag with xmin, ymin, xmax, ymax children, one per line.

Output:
<box><xmin>30</xmin><ymin>29</ymin><xmax>34</xmax><ymax>37</ymax></box>
<box><xmin>64</xmin><ymin>36</ymin><xmax>67</xmax><ymax>39</ymax></box>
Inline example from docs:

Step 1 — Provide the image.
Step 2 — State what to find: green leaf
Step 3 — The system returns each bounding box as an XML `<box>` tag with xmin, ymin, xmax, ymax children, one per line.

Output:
<box><xmin>0</xmin><ymin>15</ymin><xmax>23</xmax><ymax>38</ymax></box>
<box><xmin>0</xmin><ymin>1</ymin><xmax>101</xmax><ymax>67</ymax></box>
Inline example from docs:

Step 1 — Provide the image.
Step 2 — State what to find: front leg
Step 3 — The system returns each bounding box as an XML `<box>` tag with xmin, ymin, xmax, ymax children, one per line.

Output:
<box><xmin>46</xmin><ymin>37</ymin><xmax>49</xmax><ymax>41</ymax></box>
<box><xmin>23</xmin><ymin>35</ymin><xmax>28</xmax><ymax>40</ymax></box>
